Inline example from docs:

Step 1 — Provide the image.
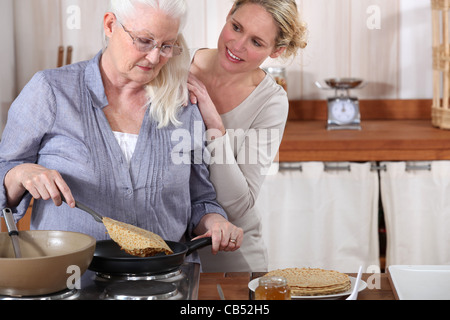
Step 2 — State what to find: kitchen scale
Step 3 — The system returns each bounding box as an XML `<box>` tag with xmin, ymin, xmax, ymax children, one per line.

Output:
<box><xmin>315</xmin><ymin>78</ymin><xmax>364</xmax><ymax>131</ymax></box>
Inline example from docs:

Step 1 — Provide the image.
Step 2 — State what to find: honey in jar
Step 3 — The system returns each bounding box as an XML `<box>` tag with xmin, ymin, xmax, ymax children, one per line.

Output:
<box><xmin>255</xmin><ymin>276</ymin><xmax>291</xmax><ymax>300</ymax></box>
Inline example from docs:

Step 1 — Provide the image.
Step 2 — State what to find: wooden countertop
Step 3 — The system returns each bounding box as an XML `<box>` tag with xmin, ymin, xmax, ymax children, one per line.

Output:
<box><xmin>279</xmin><ymin>120</ymin><xmax>450</xmax><ymax>162</ymax></box>
<box><xmin>198</xmin><ymin>272</ymin><xmax>395</xmax><ymax>300</ymax></box>
<box><xmin>278</xmin><ymin>99</ymin><xmax>450</xmax><ymax>162</ymax></box>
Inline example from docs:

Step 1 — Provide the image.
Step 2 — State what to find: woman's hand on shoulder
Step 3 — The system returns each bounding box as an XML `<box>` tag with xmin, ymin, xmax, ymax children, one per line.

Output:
<box><xmin>187</xmin><ymin>73</ymin><xmax>226</xmax><ymax>139</ymax></box>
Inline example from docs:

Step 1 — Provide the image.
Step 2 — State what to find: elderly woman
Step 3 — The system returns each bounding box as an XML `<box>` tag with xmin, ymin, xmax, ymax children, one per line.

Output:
<box><xmin>0</xmin><ymin>0</ymin><xmax>243</xmax><ymax>257</ymax></box>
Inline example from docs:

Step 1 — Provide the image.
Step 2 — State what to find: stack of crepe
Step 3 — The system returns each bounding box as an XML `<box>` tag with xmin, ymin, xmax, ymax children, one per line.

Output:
<box><xmin>103</xmin><ymin>217</ymin><xmax>173</xmax><ymax>257</ymax></box>
<box><xmin>265</xmin><ymin>268</ymin><xmax>351</xmax><ymax>296</ymax></box>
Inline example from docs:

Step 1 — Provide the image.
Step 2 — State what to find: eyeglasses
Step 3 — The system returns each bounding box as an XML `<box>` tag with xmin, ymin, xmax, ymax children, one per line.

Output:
<box><xmin>119</xmin><ymin>22</ymin><xmax>183</xmax><ymax>58</ymax></box>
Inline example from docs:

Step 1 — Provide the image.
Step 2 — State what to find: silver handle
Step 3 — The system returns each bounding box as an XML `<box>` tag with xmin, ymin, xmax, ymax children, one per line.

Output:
<box><xmin>3</xmin><ymin>208</ymin><xmax>18</xmax><ymax>236</ymax></box>
<box><xmin>2</xmin><ymin>208</ymin><xmax>22</xmax><ymax>258</ymax></box>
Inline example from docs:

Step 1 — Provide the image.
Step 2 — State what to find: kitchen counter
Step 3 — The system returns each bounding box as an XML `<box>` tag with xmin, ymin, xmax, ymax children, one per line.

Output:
<box><xmin>279</xmin><ymin>120</ymin><xmax>450</xmax><ymax>162</ymax></box>
<box><xmin>279</xmin><ymin>100</ymin><xmax>450</xmax><ymax>162</ymax></box>
<box><xmin>198</xmin><ymin>272</ymin><xmax>395</xmax><ymax>300</ymax></box>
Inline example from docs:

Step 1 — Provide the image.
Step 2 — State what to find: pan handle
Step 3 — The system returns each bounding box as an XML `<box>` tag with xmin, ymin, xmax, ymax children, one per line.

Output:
<box><xmin>186</xmin><ymin>237</ymin><xmax>212</xmax><ymax>256</ymax></box>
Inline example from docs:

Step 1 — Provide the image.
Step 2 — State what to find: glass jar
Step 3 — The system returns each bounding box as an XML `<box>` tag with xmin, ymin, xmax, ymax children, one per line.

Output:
<box><xmin>254</xmin><ymin>276</ymin><xmax>291</xmax><ymax>300</ymax></box>
<box><xmin>265</xmin><ymin>67</ymin><xmax>287</xmax><ymax>92</ymax></box>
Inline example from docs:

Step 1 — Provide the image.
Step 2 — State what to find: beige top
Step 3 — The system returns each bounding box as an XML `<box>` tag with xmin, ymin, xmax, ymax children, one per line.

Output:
<box><xmin>191</xmin><ymin>49</ymin><xmax>289</xmax><ymax>272</ymax></box>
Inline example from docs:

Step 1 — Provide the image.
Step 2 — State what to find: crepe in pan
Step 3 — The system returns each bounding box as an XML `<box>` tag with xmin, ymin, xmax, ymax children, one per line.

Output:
<box><xmin>103</xmin><ymin>217</ymin><xmax>173</xmax><ymax>257</ymax></box>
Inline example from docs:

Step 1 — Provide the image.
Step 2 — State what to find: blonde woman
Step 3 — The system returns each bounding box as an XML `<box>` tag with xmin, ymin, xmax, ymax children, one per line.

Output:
<box><xmin>188</xmin><ymin>0</ymin><xmax>307</xmax><ymax>272</ymax></box>
<box><xmin>0</xmin><ymin>0</ymin><xmax>243</xmax><ymax>259</ymax></box>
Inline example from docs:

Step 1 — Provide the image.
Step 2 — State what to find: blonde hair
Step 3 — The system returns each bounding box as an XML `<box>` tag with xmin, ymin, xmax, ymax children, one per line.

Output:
<box><xmin>231</xmin><ymin>0</ymin><xmax>308</xmax><ymax>59</ymax></box>
<box><xmin>108</xmin><ymin>0</ymin><xmax>189</xmax><ymax>128</ymax></box>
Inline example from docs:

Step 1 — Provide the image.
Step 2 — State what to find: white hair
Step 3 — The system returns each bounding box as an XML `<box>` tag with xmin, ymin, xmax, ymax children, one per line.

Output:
<box><xmin>108</xmin><ymin>0</ymin><xmax>189</xmax><ymax>128</ymax></box>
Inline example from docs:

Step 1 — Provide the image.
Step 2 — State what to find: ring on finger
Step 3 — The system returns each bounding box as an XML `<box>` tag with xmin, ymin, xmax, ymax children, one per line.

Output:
<box><xmin>229</xmin><ymin>239</ymin><xmax>237</xmax><ymax>244</ymax></box>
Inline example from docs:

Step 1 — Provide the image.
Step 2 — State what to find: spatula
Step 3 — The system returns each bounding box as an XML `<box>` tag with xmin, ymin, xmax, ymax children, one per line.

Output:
<box><xmin>61</xmin><ymin>197</ymin><xmax>173</xmax><ymax>257</ymax></box>
<box><xmin>61</xmin><ymin>196</ymin><xmax>103</xmax><ymax>223</ymax></box>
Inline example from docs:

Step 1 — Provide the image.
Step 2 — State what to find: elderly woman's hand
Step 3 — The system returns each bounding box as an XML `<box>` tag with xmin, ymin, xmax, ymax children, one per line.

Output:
<box><xmin>193</xmin><ymin>213</ymin><xmax>244</xmax><ymax>254</ymax></box>
<box><xmin>5</xmin><ymin>163</ymin><xmax>75</xmax><ymax>208</ymax></box>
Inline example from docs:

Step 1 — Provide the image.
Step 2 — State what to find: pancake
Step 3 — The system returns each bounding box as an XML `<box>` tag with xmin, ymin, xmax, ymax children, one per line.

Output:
<box><xmin>265</xmin><ymin>268</ymin><xmax>351</xmax><ymax>296</ymax></box>
<box><xmin>103</xmin><ymin>217</ymin><xmax>173</xmax><ymax>257</ymax></box>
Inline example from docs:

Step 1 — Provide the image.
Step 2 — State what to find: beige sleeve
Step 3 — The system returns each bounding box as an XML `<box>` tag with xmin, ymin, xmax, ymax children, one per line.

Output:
<box><xmin>206</xmin><ymin>91</ymin><xmax>289</xmax><ymax>222</ymax></box>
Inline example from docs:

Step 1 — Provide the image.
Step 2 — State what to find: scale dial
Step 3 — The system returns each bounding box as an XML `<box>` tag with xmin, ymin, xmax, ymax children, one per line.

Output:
<box><xmin>329</xmin><ymin>99</ymin><xmax>357</xmax><ymax>124</ymax></box>
<box><xmin>327</xmin><ymin>97</ymin><xmax>361</xmax><ymax>130</ymax></box>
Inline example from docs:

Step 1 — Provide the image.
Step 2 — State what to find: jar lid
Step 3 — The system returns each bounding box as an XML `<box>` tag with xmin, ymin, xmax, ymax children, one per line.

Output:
<box><xmin>258</xmin><ymin>276</ymin><xmax>288</xmax><ymax>287</ymax></box>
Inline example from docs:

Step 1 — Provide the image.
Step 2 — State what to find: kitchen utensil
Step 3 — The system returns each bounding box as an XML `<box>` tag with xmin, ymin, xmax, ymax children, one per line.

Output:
<box><xmin>217</xmin><ymin>284</ymin><xmax>226</xmax><ymax>300</ymax></box>
<box><xmin>62</xmin><ymin>198</ymin><xmax>175</xmax><ymax>258</ymax></box>
<box><xmin>0</xmin><ymin>230</ymin><xmax>96</xmax><ymax>296</ymax></box>
<box><xmin>347</xmin><ymin>266</ymin><xmax>363</xmax><ymax>300</ymax></box>
<box><xmin>61</xmin><ymin>196</ymin><xmax>103</xmax><ymax>223</ymax></box>
<box><xmin>57</xmin><ymin>46</ymin><xmax>64</xmax><ymax>68</ymax></box>
<box><xmin>2</xmin><ymin>208</ymin><xmax>22</xmax><ymax>258</ymax></box>
<box><xmin>57</xmin><ymin>46</ymin><xmax>73</xmax><ymax>68</ymax></box>
<box><xmin>89</xmin><ymin>237</ymin><xmax>212</xmax><ymax>275</ymax></box>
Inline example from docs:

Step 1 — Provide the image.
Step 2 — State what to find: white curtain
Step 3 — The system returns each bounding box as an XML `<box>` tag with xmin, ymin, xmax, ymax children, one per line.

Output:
<box><xmin>0</xmin><ymin>0</ymin><xmax>16</xmax><ymax>135</ymax></box>
<box><xmin>257</xmin><ymin>162</ymin><xmax>380</xmax><ymax>273</ymax></box>
<box><xmin>14</xmin><ymin>0</ymin><xmax>108</xmax><ymax>93</ymax></box>
<box><xmin>0</xmin><ymin>0</ymin><xmax>109</xmax><ymax>137</ymax></box>
<box><xmin>381</xmin><ymin>161</ymin><xmax>450</xmax><ymax>267</ymax></box>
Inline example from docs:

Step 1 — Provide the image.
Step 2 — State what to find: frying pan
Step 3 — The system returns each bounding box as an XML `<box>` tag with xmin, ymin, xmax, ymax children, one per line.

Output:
<box><xmin>0</xmin><ymin>230</ymin><xmax>96</xmax><ymax>296</ymax></box>
<box><xmin>61</xmin><ymin>198</ymin><xmax>212</xmax><ymax>274</ymax></box>
<box><xmin>89</xmin><ymin>237</ymin><xmax>212</xmax><ymax>275</ymax></box>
